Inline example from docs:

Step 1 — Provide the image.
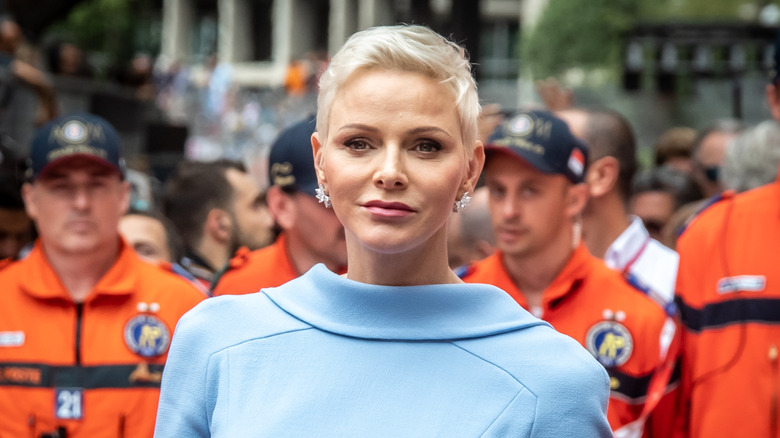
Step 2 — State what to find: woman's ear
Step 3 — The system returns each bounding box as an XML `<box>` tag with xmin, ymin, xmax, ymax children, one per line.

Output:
<box><xmin>311</xmin><ymin>132</ymin><xmax>327</xmax><ymax>185</ymax></box>
<box><xmin>463</xmin><ymin>141</ymin><xmax>485</xmax><ymax>193</ymax></box>
<box><xmin>586</xmin><ymin>156</ymin><xmax>618</xmax><ymax>198</ymax></box>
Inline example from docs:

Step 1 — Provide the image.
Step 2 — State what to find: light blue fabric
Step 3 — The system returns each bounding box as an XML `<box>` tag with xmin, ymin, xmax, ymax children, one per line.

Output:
<box><xmin>154</xmin><ymin>264</ymin><xmax>611</xmax><ymax>437</ymax></box>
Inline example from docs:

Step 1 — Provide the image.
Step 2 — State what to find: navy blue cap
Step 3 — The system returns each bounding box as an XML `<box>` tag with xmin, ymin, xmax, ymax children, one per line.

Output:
<box><xmin>268</xmin><ymin>115</ymin><xmax>318</xmax><ymax>196</ymax></box>
<box><xmin>28</xmin><ymin>113</ymin><xmax>124</xmax><ymax>180</ymax></box>
<box><xmin>485</xmin><ymin>109</ymin><xmax>589</xmax><ymax>184</ymax></box>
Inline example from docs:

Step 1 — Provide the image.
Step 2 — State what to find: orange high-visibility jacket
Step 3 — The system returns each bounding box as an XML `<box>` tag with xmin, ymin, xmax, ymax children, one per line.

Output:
<box><xmin>676</xmin><ymin>180</ymin><xmax>780</xmax><ymax>438</ymax></box>
<box><xmin>212</xmin><ymin>233</ymin><xmax>299</xmax><ymax>297</ymax></box>
<box><xmin>462</xmin><ymin>244</ymin><xmax>679</xmax><ymax>435</ymax></box>
<box><xmin>0</xmin><ymin>240</ymin><xmax>205</xmax><ymax>438</ymax></box>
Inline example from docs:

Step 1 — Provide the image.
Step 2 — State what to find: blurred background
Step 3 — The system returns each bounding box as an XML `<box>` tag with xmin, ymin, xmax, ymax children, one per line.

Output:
<box><xmin>0</xmin><ymin>0</ymin><xmax>777</xmax><ymax>182</ymax></box>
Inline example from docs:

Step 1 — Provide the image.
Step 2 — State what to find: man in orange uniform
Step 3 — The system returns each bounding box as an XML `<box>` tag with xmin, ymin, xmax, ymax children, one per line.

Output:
<box><xmin>212</xmin><ymin>115</ymin><xmax>347</xmax><ymax>296</ymax></box>
<box><xmin>675</xmin><ymin>176</ymin><xmax>780</xmax><ymax>437</ymax></box>
<box><xmin>672</xmin><ymin>35</ymin><xmax>780</xmax><ymax>438</ymax></box>
<box><xmin>461</xmin><ymin>110</ymin><xmax>677</xmax><ymax>436</ymax></box>
<box><xmin>675</xmin><ymin>42</ymin><xmax>780</xmax><ymax>433</ymax></box>
<box><xmin>0</xmin><ymin>113</ymin><xmax>205</xmax><ymax>437</ymax></box>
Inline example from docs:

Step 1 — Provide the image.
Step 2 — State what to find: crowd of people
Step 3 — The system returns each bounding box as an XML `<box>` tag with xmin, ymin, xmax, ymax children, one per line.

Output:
<box><xmin>0</xmin><ymin>21</ymin><xmax>779</xmax><ymax>438</ymax></box>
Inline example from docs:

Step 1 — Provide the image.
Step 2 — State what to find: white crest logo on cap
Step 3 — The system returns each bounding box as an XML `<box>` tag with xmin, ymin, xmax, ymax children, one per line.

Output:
<box><xmin>62</xmin><ymin>121</ymin><xmax>87</xmax><ymax>143</ymax></box>
<box><xmin>508</xmin><ymin>114</ymin><xmax>533</xmax><ymax>136</ymax></box>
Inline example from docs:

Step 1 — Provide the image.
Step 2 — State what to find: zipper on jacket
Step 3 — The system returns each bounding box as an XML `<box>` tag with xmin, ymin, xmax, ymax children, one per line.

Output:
<box><xmin>28</xmin><ymin>414</ymin><xmax>35</xmax><ymax>438</ymax></box>
<box><xmin>118</xmin><ymin>413</ymin><xmax>126</xmax><ymax>438</ymax></box>
<box><xmin>770</xmin><ymin>344</ymin><xmax>778</xmax><ymax>437</ymax></box>
<box><xmin>74</xmin><ymin>303</ymin><xmax>83</xmax><ymax>366</ymax></box>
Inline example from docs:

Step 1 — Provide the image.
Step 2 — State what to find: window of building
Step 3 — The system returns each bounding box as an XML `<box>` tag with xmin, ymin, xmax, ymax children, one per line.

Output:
<box><xmin>480</xmin><ymin>20</ymin><xmax>520</xmax><ymax>79</ymax></box>
<box><xmin>249</xmin><ymin>0</ymin><xmax>273</xmax><ymax>61</ymax></box>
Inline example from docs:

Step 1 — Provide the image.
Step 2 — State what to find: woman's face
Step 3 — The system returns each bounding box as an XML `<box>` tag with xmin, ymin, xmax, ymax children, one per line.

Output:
<box><xmin>313</xmin><ymin>68</ymin><xmax>483</xmax><ymax>257</ymax></box>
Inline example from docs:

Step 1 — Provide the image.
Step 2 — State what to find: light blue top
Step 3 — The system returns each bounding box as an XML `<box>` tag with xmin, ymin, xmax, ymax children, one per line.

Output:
<box><xmin>154</xmin><ymin>264</ymin><xmax>611</xmax><ymax>437</ymax></box>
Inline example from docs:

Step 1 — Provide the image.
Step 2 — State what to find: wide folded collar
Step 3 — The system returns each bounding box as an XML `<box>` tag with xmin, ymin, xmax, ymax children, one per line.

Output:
<box><xmin>263</xmin><ymin>264</ymin><xmax>547</xmax><ymax>341</ymax></box>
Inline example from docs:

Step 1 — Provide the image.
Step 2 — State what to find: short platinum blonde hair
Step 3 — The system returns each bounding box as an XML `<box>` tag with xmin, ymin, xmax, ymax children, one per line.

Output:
<box><xmin>721</xmin><ymin>120</ymin><xmax>780</xmax><ymax>193</ymax></box>
<box><xmin>316</xmin><ymin>25</ymin><xmax>480</xmax><ymax>152</ymax></box>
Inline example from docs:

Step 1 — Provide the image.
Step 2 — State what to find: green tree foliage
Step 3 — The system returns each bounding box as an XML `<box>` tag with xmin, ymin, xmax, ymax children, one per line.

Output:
<box><xmin>521</xmin><ymin>0</ymin><xmax>757</xmax><ymax>79</ymax></box>
<box><xmin>48</xmin><ymin>0</ymin><xmax>158</xmax><ymax>77</ymax></box>
<box><xmin>521</xmin><ymin>0</ymin><xmax>640</xmax><ymax>79</ymax></box>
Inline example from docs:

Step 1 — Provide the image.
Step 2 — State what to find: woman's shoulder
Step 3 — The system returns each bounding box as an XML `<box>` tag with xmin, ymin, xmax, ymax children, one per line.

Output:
<box><xmin>173</xmin><ymin>291</ymin><xmax>310</xmax><ymax>351</ymax></box>
<box><xmin>455</xmin><ymin>321</ymin><xmax>609</xmax><ymax>390</ymax></box>
<box><xmin>453</xmin><ymin>324</ymin><xmax>611</xmax><ymax>435</ymax></box>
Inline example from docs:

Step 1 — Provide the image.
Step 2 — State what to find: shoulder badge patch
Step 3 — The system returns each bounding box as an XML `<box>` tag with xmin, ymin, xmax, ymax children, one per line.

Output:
<box><xmin>0</xmin><ymin>331</ymin><xmax>24</xmax><ymax>347</ymax></box>
<box><xmin>586</xmin><ymin>321</ymin><xmax>634</xmax><ymax>367</ymax></box>
<box><xmin>124</xmin><ymin>315</ymin><xmax>170</xmax><ymax>357</ymax></box>
<box><xmin>717</xmin><ymin>275</ymin><xmax>766</xmax><ymax>294</ymax></box>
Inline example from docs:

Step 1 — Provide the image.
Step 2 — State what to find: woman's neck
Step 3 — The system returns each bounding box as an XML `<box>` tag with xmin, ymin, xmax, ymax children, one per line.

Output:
<box><xmin>345</xmin><ymin>233</ymin><xmax>459</xmax><ymax>286</ymax></box>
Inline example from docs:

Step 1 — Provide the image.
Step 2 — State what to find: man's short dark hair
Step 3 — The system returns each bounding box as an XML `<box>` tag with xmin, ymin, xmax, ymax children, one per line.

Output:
<box><xmin>125</xmin><ymin>207</ymin><xmax>185</xmax><ymax>263</ymax></box>
<box><xmin>162</xmin><ymin>159</ymin><xmax>246</xmax><ymax>250</ymax></box>
<box><xmin>692</xmin><ymin>118</ymin><xmax>746</xmax><ymax>159</ymax></box>
<box><xmin>654</xmin><ymin>127</ymin><xmax>696</xmax><ymax>167</ymax></box>
<box><xmin>632</xmin><ymin>166</ymin><xmax>703</xmax><ymax>210</ymax></box>
<box><xmin>581</xmin><ymin>109</ymin><xmax>637</xmax><ymax>203</ymax></box>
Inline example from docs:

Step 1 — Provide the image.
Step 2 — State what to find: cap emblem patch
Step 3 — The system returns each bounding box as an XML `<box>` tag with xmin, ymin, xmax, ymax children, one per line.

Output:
<box><xmin>508</xmin><ymin>114</ymin><xmax>534</xmax><ymax>136</ymax></box>
<box><xmin>62</xmin><ymin>121</ymin><xmax>87</xmax><ymax>143</ymax></box>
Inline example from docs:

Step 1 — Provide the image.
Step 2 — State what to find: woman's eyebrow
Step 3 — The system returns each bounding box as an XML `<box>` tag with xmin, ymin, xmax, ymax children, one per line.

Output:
<box><xmin>406</xmin><ymin>126</ymin><xmax>453</xmax><ymax>139</ymax></box>
<box><xmin>336</xmin><ymin>123</ymin><xmax>378</xmax><ymax>133</ymax></box>
<box><xmin>336</xmin><ymin>124</ymin><xmax>453</xmax><ymax>139</ymax></box>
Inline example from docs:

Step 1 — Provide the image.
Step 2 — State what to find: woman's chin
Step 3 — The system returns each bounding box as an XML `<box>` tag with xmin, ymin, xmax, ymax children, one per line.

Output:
<box><xmin>356</xmin><ymin>234</ymin><xmax>419</xmax><ymax>256</ymax></box>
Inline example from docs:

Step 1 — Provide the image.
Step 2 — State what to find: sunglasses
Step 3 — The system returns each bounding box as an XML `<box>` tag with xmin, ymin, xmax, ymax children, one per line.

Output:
<box><xmin>642</xmin><ymin>219</ymin><xmax>666</xmax><ymax>236</ymax></box>
<box><xmin>702</xmin><ymin>166</ymin><xmax>720</xmax><ymax>183</ymax></box>
<box><xmin>694</xmin><ymin>160</ymin><xmax>720</xmax><ymax>183</ymax></box>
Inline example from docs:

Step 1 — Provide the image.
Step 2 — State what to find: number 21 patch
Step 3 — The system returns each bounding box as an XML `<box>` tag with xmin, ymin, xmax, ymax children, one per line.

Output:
<box><xmin>55</xmin><ymin>388</ymin><xmax>83</xmax><ymax>420</ymax></box>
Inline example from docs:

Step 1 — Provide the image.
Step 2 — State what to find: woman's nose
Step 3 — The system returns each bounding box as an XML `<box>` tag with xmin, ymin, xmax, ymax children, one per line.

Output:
<box><xmin>373</xmin><ymin>147</ymin><xmax>408</xmax><ymax>189</ymax></box>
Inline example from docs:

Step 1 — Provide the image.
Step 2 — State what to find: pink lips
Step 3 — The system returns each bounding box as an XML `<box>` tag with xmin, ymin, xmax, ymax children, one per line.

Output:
<box><xmin>363</xmin><ymin>200</ymin><xmax>415</xmax><ymax>218</ymax></box>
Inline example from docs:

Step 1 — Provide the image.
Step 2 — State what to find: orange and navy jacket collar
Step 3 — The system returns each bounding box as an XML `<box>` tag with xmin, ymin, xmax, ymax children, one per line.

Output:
<box><xmin>541</xmin><ymin>243</ymin><xmax>591</xmax><ymax>308</ymax></box>
<box><xmin>19</xmin><ymin>237</ymin><xmax>138</xmax><ymax>301</ymax></box>
<box><xmin>464</xmin><ymin>243</ymin><xmax>592</xmax><ymax>311</ymax></box>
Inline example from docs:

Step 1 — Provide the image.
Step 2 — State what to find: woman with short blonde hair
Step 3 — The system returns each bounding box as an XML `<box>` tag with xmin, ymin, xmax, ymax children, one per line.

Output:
<box><xmin>155</xmin><ymin>25</ymin><xmax>610</xmax><ymax>437</ymax></box>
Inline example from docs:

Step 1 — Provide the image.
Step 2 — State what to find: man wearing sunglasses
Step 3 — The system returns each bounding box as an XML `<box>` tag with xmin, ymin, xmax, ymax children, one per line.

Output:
<box><xmin>690</xmin><ymin>118</ymin><xmax>744</xmax><ymax>199</ymax></box>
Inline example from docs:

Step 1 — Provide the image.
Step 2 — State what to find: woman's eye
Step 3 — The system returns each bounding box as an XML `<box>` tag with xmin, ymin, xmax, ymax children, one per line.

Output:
<box><xmin>345</xmin><ymin>139</ymin><xmax>369</xmax><ymax>150</ymax></box>
<box><xmin>416</xmin><ymin>141</ymin><xmax>441</xmax><ymax>153</ymax></box>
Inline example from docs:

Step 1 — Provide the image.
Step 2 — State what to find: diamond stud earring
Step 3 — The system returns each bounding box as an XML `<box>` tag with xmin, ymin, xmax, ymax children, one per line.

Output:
<box><xmin>315</xmin><ymin>184</ymin><xmax>331</xmax><ymax>208</ymax></box>
<box><xmin>453</xmin><ymin>191</ymin><xmax>471</xmax><ymax>212</ymax></box>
